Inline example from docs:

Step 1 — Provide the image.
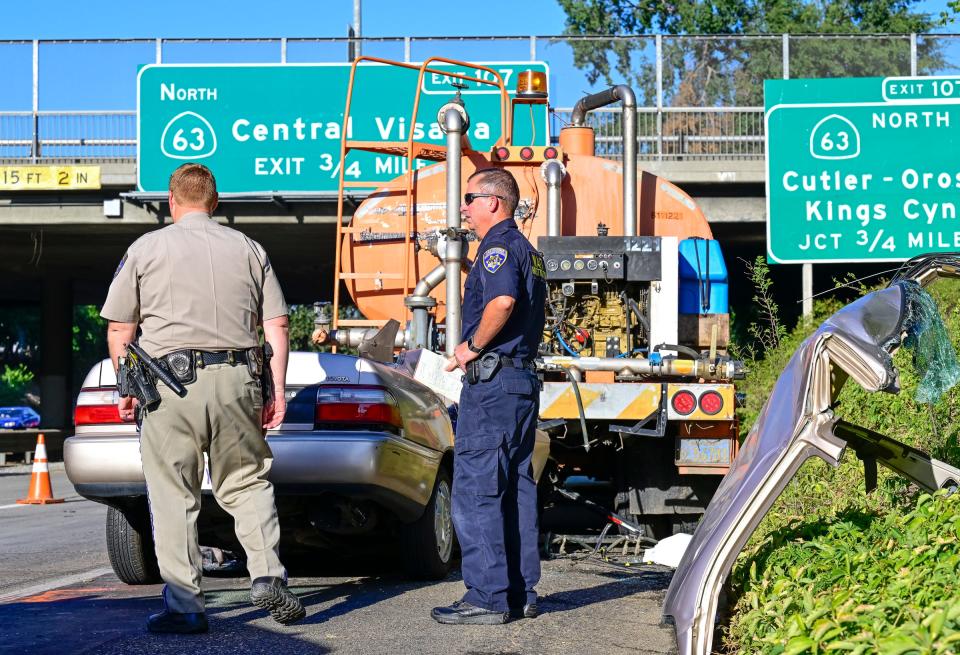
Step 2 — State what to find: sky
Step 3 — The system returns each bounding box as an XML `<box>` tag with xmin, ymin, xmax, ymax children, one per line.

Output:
<box><xmin>0</xmin><ymin>0</ymin><xmax>952</xmax><ymax>40</ymax></box>
<box><xmin>0</xmin><ymin>0</ymin><xmax>568</xmax><ymax>39</ymax></box>
<box><xmin>0</xmin><ymin>0</ymin><xmax>956</xmax><ymax>111</ymax></box>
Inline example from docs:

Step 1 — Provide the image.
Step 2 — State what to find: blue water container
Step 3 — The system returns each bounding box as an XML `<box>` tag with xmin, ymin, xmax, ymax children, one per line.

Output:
<box><xmin>678</xmin><ymin>238</ymin><xmax>729</xmax><ymax>314</ymax></box>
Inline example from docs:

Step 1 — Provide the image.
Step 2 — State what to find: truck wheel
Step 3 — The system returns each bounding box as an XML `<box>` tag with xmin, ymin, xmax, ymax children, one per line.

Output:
<box><xmin>106</xmin><ymin>505</ymin><xmax>161</xmax><ymax>585</ymax></box>
<box><xmin>399</xmin><ymin>466</ymin><xmax>455</xmax><ymax>580</ymax></box>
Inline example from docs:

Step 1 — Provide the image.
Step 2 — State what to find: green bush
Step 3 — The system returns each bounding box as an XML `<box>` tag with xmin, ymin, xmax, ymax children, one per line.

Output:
<box><xmin>726</xmin><ymin>492</ymin><xmax>960</xmax><ymax>654</ymax></box>
<box><xmin>0</xmin><ymin>364</ymin><xmax>35</xmax><ymax>405</ymax></box>
<box><xmin>73</xmin><ymin>305</ymin><xmax>107</xmax><ymax>395</ymax></box>
<box><xmin>288</xmin><ymin>305</ymin><xmax>323</xmax><ymax>352</ymax></box>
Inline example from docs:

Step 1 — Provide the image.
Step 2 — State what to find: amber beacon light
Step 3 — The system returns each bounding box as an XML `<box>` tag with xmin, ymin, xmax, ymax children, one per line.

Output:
<box><xmin>516</xmin><ymin>70</ymin><xmax>547</xmax><ymax>98</ymax></box>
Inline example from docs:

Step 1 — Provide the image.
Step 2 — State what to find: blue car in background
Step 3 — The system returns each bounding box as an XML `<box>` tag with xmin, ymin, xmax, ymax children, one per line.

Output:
<box><xmin>0</xmin><ymin>407</ymin><xmax>40</xmax><ymax>429</ymax></box>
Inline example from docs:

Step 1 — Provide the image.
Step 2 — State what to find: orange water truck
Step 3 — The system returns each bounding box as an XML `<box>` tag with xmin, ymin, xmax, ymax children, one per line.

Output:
<box><xmin>315</xmin><ymin>58</ymin><xmax>743</xmax><ymax>538</ymax></box>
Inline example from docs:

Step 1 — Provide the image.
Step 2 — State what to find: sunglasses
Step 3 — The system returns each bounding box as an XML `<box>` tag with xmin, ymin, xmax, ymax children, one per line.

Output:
<box><xmin>463</xmin><ymin>192</ymin><xmax>504</xmax><ymax>205</ymax></box>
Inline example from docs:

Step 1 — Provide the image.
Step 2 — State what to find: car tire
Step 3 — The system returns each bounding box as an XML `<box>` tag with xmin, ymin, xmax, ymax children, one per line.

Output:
<box><xmin>106</xmin><ymin>505</ymin><xmax>162</xmax><ymax>585</ymax></box>
<box><xmin>399</xmin><ymin>466</ymin><xmax>455</xmax><ymax>580</ymax></box>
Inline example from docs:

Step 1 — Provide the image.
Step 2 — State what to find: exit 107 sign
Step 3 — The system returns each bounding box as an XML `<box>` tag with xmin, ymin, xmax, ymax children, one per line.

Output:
<box><xmin>765</xmin><ymin>76</ymin><xmax>960</xmax><ymax>263</ymax></box>
<box><xmin>137</xmin><ymin>62</ymin><xmax>549</xmax><ymax>194</ymax></box>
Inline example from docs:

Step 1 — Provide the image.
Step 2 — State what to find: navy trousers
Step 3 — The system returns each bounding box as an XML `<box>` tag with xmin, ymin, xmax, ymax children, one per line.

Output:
<box><xmin>453</xmin><ymin>366</ymin><xmax>541</xmax><ymax>612</ymax></box>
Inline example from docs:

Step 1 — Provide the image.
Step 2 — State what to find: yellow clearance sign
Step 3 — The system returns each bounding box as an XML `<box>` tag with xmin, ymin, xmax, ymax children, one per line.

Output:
<box><xmin>0</xmin><ymin>165</ymin><xmax>101</xmax><ymax>191</ymax></box>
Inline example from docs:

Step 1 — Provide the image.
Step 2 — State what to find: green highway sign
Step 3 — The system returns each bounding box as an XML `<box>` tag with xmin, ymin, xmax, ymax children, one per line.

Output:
<box><xmin>137</xmin><ymin>62</ymin><xmax>549</xmax><ymax>193</ymax></box>
<box><xmin>765</xmin><ymin>77</ymin><xmax>960</xmax><ymax>263</ymax></box>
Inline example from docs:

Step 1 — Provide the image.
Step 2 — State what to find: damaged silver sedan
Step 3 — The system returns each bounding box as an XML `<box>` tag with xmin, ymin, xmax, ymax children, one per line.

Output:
<box><xmin>662</xmin><ymin>254</ymin><xmax>960</xmax><ymax>655</ymax></box>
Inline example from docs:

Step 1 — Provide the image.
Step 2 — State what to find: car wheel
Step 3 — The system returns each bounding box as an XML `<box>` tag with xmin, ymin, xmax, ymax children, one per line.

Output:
<box><xmin>398</xmin><ymin>466</ymin><xmax>455</xmax><ymax>580</ymax></box>
<box><xmin>106</xmin><ymin>505</ymin><xmax>162</xmax><ymax>585</ymax></box>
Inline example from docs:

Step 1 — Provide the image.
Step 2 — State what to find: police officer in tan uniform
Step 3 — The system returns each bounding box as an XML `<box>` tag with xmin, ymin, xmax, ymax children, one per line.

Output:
<box><xmin>101</xmin><ymin>163</ymin><xmax>305</xmax><ymax>633</ymax></box>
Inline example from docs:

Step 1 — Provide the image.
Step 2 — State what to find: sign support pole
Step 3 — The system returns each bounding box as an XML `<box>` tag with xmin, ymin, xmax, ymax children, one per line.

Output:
<box><xmin>32</xmin><ymin>40</ymin><xmax>39</xmax><ymax>163</ymax></box>
<box><xmin>353</xmin><ymin>0</ymin><xmax>362</xmax><ymax>58</ymax></box>
<box><xmin>656</xmin><ymin>35</ymin><xmax>663</xmax><ymax>160</ymax></box>
<box><xmin>802</xmin><ymin>264</ymin><xmax>813</xmax><ymax>318</ymax></box>
<box><xmin>781</xmin><ymin>34</ymin><xmax>813</xmax><ymax>318</ymax></box>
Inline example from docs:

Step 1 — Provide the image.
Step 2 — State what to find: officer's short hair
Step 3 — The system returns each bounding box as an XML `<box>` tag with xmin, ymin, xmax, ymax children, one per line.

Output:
<box><xmin>469</xmin><ymin>167</ymin><xmax>519</xmax><ymax>217</ymax></box>
<box><xmin>169</xmin><ymin>163</ymin><xmax>218</xmax><ymax>210</ymax></box>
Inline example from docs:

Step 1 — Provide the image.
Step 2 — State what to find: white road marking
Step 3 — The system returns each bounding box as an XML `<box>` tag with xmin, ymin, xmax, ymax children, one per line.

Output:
<box><xmin>0</xmin><ymin>494</ymin><xmax>81</xmax><ymax>510</ymax></box>
<box><xmin>0</xmin><ymin>567</ymin><xmax>115</xmax><ymax>603</ymax></box>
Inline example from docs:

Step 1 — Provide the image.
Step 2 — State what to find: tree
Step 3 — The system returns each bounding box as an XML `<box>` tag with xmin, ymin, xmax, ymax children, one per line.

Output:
<box><xmin>0</xmin><ymin>364</ymin><xmax>35</xmax><ymax>406</ymax></box>
<box><xmin>557</xmin><ymin>0</ymin><xmax>952</xmax><ymax>156</ymax></box>
<box><xmin>73</xmin><ymin>305</ymin><xmax>107</xmax><ymax>392</ymax></box>
<box><xmin>0</xmin><ymin>305</ymin><xmax>40</xmax><ymax>367</ymax></box>
<box><xmin>289</xmin><ymin>305</ymin><xmax>322</xmax><ymax>352</ymax></box>
<box><xmin>0</xmin><ymin>306</ymin><xmax>40</xmax><ymax>407</ymax></box>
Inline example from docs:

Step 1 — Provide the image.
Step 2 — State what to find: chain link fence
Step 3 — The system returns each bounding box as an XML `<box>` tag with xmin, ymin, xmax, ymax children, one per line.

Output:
<box><xmin>0</xmin><ymin>34</ymin><xmax>956</xmax><ymax>163</ymax></box>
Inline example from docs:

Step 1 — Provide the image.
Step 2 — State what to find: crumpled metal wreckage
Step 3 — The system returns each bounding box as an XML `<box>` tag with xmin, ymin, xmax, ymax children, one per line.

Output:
<box><xmin>662</xmin><ymin>253</ymin><xmax>960</xmax><ymax>655</ymax></box>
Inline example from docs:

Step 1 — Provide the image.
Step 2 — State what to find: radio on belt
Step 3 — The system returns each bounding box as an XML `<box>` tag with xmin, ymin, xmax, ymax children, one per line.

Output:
<box><xmin>537</xmin><ymin>236</ymin><xmax>662</xmax><ymax>282</ymax></box>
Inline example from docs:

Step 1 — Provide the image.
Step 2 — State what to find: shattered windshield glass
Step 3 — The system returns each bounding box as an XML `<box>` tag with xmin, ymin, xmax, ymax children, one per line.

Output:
<box><xmin>901</xmin><ymin>281</ymin><xmax>960</xmax><ymax>404</ymax></box>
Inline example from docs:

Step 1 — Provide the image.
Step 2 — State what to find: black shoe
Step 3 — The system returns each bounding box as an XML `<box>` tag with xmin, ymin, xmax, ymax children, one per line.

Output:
<box><xmin>509</xmin><ymin>603</ymin><xmax>538</xmax><ymax>620</ymax></box>
<box><xmin>250</xmin><ymin>576</ymin><xmax>306</xmax><ymax>625</ymax></box>
<box><xmin>146</xmin><ymin>610</ymin><xmax>209</xmax><ymax>634</ymax></box>
<box><xmin>431</xmin><ymin>601</ymin><xmax>508</xmax><ymax>625</ymax></box>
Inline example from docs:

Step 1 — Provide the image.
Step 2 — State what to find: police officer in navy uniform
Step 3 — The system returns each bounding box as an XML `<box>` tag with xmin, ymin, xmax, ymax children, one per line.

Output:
<box><xmin>433</xmin><ymin>167</ymin><xmax>547</xmax><ymax>625</ymax></box>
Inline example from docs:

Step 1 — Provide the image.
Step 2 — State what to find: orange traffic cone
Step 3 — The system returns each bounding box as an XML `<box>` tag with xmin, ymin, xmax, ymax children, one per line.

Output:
<box><xmin>17</xmin><ymin>434</ymin><xmax>64</xmax><ymax>505</ymax></box>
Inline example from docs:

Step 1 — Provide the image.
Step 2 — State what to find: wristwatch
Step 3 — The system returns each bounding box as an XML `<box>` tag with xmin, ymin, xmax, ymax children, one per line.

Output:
<box><xmin>467</xmin><ymin>337</ymin><xmax>485</xmax><ymax>355</ymax></box>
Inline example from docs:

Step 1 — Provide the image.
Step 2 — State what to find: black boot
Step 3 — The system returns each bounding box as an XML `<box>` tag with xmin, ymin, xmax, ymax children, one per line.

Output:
<box><xmin>250</xmin><ymin>576</ymin><xmax>306</xmax><ymax>625</ymax></box>
<box><xmin>509</xmin><ymin>603</ymin><xmax>539</xmax><ymax>620</ymax></box>
<box><xmin>146</xmin><ymin>610</ymin><xmax>209</xmax><ymax>634</ymax></box>
<box><xmin>431</xmin><ymin>601</ymin><xmax>508</xmax><ymax>625</ymax></box>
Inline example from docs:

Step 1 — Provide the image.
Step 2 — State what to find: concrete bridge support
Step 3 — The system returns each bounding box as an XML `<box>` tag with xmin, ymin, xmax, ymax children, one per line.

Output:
<box><xmin>40</xmin><ymin>277</ymin><xmax>73</xmax><ymax>430</ymax></box>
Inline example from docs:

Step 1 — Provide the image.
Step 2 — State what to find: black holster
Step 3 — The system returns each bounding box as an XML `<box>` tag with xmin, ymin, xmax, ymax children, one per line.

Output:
<box><xmin>118</xmin><ymin>356</ymin><xmax>161</xmax><ymax>409</ymax></box>
<box><xmin>260</xmin><ymin>343</ymin><xmax>274</xmax><ymax>403</ymax></box>
<box><xmin>465</xmin><ymin>352</ymin><xmax>501</xmax><ymax>384</ymax></box>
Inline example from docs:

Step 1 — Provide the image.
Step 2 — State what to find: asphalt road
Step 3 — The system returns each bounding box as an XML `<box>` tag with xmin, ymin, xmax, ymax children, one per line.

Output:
<box><xmin>0</xmin><ymin>465</ymin><xmax>110</xmax><ymax>596</ymax></box>
<box><xmin>0</xmin><ymin>465</ymin><xmax>679</xmax><ymax>655</ymax></box>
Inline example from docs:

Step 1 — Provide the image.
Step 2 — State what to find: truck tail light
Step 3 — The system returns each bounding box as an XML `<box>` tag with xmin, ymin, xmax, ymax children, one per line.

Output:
<box><xmin>494</xmin><ymin>146</ymin><xmax>510</xmax><ymax>161</ymax></box>
<box><xmin>698</xmin><ymin>390</ymin><xmax>724</xmax><ymax>416</ymax></box>
<box><xmin>74</xmin><ymin>388</ymin><xmax>124</xmax><ymax>425</ymax></box>
<box><xmin>519</xmin><ymin>146</ymin><xmax>534</xmax><ymax>161</ymax></box>
<box><xmin>315</xmin><ymin>385</ymin><xmax>402</xmax><ymax>431</ymax></box>
<box><xmin>544</xmin><ymin>146</ymin><xmax>558</xmax><ymax>159</ymax></box>
<box><xmin>671</xmin><ymin>390</ymin><xmax>697</xmax><ymax>416</ymax></box>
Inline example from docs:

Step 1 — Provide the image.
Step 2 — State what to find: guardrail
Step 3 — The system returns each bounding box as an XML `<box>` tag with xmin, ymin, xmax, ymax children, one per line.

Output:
<box><xmin>551</xmin><ymin>107</ymin><xmax>765</xmax><ymax>160</ymax></box>
<box><xmin>1</xmin><ymin>107</ymin><xmax>764</xmax><ymax>163</ymax></box>
<box><xmin>0</xmin><ymin>111</ymin><xmax>135</xmax><ymax>163</ymax></box>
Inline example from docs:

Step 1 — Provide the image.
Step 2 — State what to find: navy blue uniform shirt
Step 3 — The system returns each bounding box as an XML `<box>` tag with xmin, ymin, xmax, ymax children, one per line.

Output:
<box><xmin>461</xmin><ymin>218</ymin><xmax>547</xmax><ymax>361</ymax></box>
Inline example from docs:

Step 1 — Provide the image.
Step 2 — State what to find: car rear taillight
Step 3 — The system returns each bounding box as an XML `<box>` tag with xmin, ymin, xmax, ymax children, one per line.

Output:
<box><xmin>315</xmin><ymin>385</ymin><xmax>402</xmax><ymax>431</ymax></box>
<box><xmin>698</xmin><ymin>390</ymin><xmax>724</xmax><ymax>416</ymax></box>
<box><xmin>74</xmin><ymin>388</ymin><xmax>124</xmax><ymax>425</ymax></box>
<box><xmin>671</xmin><ymin>390</ymin><xmax>697</xmax><ymax>416</ymax></box>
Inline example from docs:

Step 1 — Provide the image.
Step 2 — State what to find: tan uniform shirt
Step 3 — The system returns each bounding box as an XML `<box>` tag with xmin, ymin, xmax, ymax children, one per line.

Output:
<box><xmin>101</xmin><ymin>211</ymin><xmax>287</xmax><ymax>357</ymax></box>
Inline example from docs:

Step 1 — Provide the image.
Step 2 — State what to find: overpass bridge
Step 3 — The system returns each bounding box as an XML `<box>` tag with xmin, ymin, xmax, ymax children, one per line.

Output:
<box><xmin>0</xmin><ymin>33</ymin><xmax>951</xmax><ymax>428</ymax></box>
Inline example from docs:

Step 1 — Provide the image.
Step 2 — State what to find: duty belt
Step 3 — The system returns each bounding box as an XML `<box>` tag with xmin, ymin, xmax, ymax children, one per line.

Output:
<box><xmin>160</xmin><ymin>348</ymin><xmax>261</xmax><ymax>387</ymax></box>
<box><xmin>498</xmin><ymin>356</ymin><xmax>536</xmax><ymax>371</ymax></box>
<box><xmin>194</xmin><ymin>350</ymin><xmax>251</xmax><ymax>367</ymax></box>
<box><xmin>465</xmin><ymin>352</ymin><xmax>536</xmax><ymax>384</ymax></box>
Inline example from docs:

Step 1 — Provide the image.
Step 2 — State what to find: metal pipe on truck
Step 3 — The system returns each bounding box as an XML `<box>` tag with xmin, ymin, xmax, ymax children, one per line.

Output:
<box><xmin>570</xmin><ymin>86</ymin><xmax>638</xmax><ymax>236</ymax></box>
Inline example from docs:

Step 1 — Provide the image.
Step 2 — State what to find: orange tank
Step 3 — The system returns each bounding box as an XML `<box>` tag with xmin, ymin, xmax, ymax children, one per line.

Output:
<box><xmin>342</xmin><ymin>150</ymin><xmax>713</xmax><ymax>322</ymax></box>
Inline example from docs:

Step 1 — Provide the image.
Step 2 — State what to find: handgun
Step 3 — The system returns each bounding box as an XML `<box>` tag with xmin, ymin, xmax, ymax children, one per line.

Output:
<box><xmin>127</xmin><ymin>342</ymin><xmax>187</xmax><ymax>398</ymax></box>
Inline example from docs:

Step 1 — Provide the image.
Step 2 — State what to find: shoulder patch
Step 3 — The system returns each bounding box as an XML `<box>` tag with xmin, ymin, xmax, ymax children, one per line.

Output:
<box><xmin>482</xmin><ymin>247</ymin><xmax>508</xmax><ymax>274</ymax></box>
<box><xmin>113</xmin><ymin>253</ymin><xmax>128</xmax><ymax>278</ymax></box>
<box><xmin>531</xmin><ymin>251</ymin><xmax>547</xmax><ymax>281</ymax></box>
